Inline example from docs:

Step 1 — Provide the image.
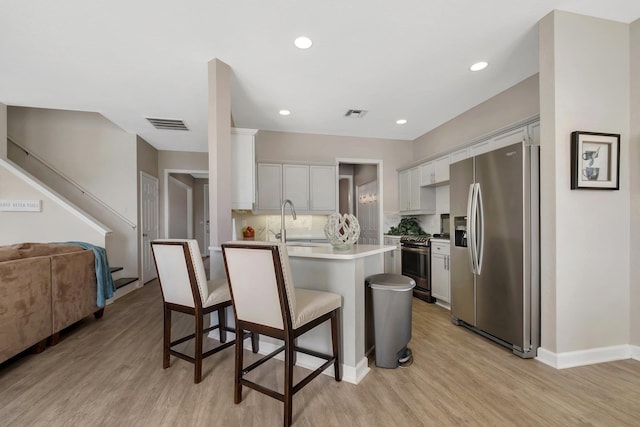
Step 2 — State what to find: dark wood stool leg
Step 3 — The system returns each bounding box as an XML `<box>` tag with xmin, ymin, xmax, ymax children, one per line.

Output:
<box><xmin>93</xmin><ymin>308</ymin><xmax>104</xmax><ymax>319</ymax></box>
<box><xmin>163</xmin><ymin>305</ymin><xmax>171</xmax><ymax>369</ymax></box>
<box><xmin>251</xmin><ymin>332</ymin><xmax>259</xmax><ymax>353</ymax></box>
<box><xmin>284</xmin><ymin>336</ymin><xmax>294</xmax><ymax>427</ymax></box>
<box><xmin>194</xmin><ymin>311</ymin><xmax>204</xmax><ymax>384</ymax></box>
<box><xmin>234</xmin><ymin>328</ymin><xmax>244</xmax><ymax>404</ymax></box>
<box><xmin>218</xmin><ymin>307</ymin><xmax>227</xmax><ymax>343</ymax></box>
<box><xmin>331</xmin><ymin>309</ymin><xmax>342</xmax><ymax>381</ymax></box>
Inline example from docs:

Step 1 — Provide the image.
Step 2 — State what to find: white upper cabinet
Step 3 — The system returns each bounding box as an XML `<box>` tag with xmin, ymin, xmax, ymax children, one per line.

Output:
<box><xmin>231</xmin><ymin>128</ymin><xmax>257</xmax><ymax>210</ymax></box>
<box><xmin>470</xmin><ymin>138</ymin><xmax>494</xmax><ymax>157</ymax></box>
<box><xmin>309</xmin><ymin>165</ymin><xmax>336</xmax><ymax>212</ymax></box>
<box><xmin>433</xmin><ymin>155</ymin><xmax>450</xmax><ymax>184</ymax></box>
<box><xmin>398</xmin><ymin>167</ymin><xmax>436</xmax><ymax>214</ymax></box>
<box><xmin>399</xmin><ymin>169</ymin><xmax>411</xmax><ymax>212</ymax></box>
<box><xmin>420</xmin><ymin>162</ymin><xmax>434</xmax><ymax>186</ymax></box>
<box><xmin>450</xmin><ymin>147</ymin><xmax>470</xmax><ymax>164</ymax></box>
<box><xmin>256</xmin><ymin>163</ymin><xmax>282</xmax><ymax>210</ymax></box>
<box><xmin>493</xmin><ymin>126</ymin><xmax>527</xmax><ymax>150</ymax></box>
<box><xmin>283</xmin><ymin>164</ymin><xmax>310</xmax><ymax>211</ymax></box>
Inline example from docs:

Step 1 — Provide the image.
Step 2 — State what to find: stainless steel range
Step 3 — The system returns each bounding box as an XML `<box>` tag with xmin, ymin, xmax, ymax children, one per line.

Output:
<box><xmin>400</xmin><ymin>236</ymin><xmax>434</xmax><ymax>303</ymax></box>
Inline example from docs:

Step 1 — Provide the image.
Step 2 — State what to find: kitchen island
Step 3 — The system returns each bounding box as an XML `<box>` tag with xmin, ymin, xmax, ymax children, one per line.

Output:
<box><xmin>210</xmin><ymin>243</ymin><xmax>395</xmax><ymax>384</ymax></box>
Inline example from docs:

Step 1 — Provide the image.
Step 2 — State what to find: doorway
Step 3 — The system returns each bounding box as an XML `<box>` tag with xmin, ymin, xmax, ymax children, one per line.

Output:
<box><xmin>164</xmin><ymin>169</ymin><xmax>208</xmax><ymax>252</ymax></box>
<box><xmin>336</xmin><ymin>159</ymin><xmax>383</xmax><ymax>244</ymax></box>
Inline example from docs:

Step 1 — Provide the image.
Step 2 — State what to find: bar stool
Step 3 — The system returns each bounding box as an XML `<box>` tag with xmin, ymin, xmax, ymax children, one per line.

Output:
<box><xmin>151</xmin><ymin>239</ymin><xmax>257</xmax><ymax>384</ymax></box>
<box><xmin>222</xmin><ymin>241</ymin><xmax>342</xmax><ymax>427</ymax></box>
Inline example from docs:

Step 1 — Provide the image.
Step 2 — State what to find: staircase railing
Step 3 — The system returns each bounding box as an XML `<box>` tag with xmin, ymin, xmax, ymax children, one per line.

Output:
<box><xmin>7</xmin><ymin>136</ymin><xmax>136</xmax><ymax>230</ymax></box>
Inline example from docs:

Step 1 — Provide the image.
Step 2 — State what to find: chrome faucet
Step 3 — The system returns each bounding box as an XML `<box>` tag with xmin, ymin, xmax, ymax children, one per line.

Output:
<box><xmin>280</xmin><ymin>199</ymin><xmax>297</xmax><ymax>243</ymax></box>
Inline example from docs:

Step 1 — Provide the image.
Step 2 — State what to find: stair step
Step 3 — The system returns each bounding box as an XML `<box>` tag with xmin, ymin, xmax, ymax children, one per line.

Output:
<box><xmin>110</xmin><ymin>266</ymin><xmax>124</xmax><ymax>274</ymax></box>
<box><xmin>114</xmin><ymin>277</ymin><xmax>137</xmax><ymax>289</ymax></box>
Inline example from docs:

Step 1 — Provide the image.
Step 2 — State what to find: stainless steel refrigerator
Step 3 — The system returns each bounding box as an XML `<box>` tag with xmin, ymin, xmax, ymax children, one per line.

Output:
<box><xmin>449</xmin><ymin>141</ymin><xmax>539</xmax><ymax>358</ymax></box>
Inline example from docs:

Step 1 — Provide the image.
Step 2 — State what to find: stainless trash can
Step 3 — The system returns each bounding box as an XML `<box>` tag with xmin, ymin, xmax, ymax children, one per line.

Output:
<box><xmin>366</xmin><ymin>273</ymin><xmax>415</xmax><ymax>368</ymax></box>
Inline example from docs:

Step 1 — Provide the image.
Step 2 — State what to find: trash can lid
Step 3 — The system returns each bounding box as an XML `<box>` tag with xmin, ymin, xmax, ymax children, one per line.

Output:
<box><xmin>367</xmin><ymin>273</ymin><xmax>416</xmax><ymax>291</ymax></box>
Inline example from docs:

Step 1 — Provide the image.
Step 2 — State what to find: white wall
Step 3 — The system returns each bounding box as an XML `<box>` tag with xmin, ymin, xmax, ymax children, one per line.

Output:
<box><xmin>7</xmin><ymin>107</ymin><xmax>138</xmax><ymax>275</ymax></box>
<box><xmin>255</xmin><ymin>131</ymin><xmax>414</xmax><ymax>213</ymax></box>
<box><xmin>630</xmin><ymin>18</ymin><xmax>640</xmax><ymax>348</ymax></box>
<box><xmin>539</xmin><ymin>11</ymin><xmax>630</xmax><ymax>357</ymax></box>
<box><xmin>0</xmin><ymin>163</ymin><xmax>106</xmax><ymax>246</ymax></box>
<box><xmin>0</xmin><ymin>103</ymin><xmax>6</xmax><ymax>159</ymax></box>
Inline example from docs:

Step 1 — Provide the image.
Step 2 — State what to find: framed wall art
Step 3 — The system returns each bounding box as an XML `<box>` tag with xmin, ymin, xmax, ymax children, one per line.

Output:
<box><xmin>570</xmin><ymin>131</ymin><xmax>620</xmax><ymax>190</ymax></box>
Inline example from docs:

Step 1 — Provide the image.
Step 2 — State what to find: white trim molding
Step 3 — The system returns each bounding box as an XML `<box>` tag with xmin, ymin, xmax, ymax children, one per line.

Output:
<box><xmin>536</xmin><ymin>345</ymin><xmax>633</xmax><ymax>369</ymax></box>
<box><xmin>0</xmin><ymin>157</ymin><xmax>111</xmax><ymax>235</ymax></box>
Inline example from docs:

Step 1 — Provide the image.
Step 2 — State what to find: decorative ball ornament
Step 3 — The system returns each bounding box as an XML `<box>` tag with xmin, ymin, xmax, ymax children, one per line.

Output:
<box><xmin>324</xmin><ymin>213</ymin><xmax>360</xmax><ymax>250</ymax></box>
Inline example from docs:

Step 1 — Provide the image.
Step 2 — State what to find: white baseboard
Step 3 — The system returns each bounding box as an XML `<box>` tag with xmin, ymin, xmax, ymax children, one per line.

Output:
<box><xmin>208</xmin><ymin>330</ymin><xmax>368</xmax><ymax>384</ymax></box>
<box><xmin>631</xmin><ymin>345</ymin><xmax>640</xmax><ymax>361</ymax></box>
<box><xmin>536</xmin><ymin>345</ymin><xmax>632</xmax><ymax>369</ymax></box>
<box><xmin>107</xmin><ymin>280</ymin><xmax>141</xmax><ymax>304</ymax></box>
<box><xmin>247</xmin><ymin>339</ymin><xmax>368</xmax><ymax>385</ymax></box>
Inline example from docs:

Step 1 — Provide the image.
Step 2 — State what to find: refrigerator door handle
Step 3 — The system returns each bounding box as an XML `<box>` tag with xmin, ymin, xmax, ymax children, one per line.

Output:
<box><xmin>467</xmin><ymin>183</ymin><xmax>477</xmax><ymax>274</ymax></box>
<box><xmin>476</xmin><ymin>183</ymin><xmax>485</xmax><ymax>275</ymax></box>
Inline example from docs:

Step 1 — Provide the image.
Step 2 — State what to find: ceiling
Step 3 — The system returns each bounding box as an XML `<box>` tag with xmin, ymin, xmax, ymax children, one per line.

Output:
<box><xmin>1</xmin><ymin>1</ymin><xmax>639</xmax><ymax>153</ymax></box>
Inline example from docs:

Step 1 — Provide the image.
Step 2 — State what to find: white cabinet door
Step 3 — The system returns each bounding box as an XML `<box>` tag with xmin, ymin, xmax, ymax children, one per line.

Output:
<box><xmin>434</xmin><ymin>155</ymin><xmax>450</xmax><ymax>184</ymax></box>
<box><xmin>309</xmin><ymin>165</ymin><xmax>336</xmax><ymax>212</ymax></box>
<box><xmin>450</xmin><ymin>147</ymin><xmax>470</xmax><ymax>164</ymax></box>
<box><xmin>283</xmin><ymin>164</ymin><xmax>309</xmax><ymax>211</ymax></box>
<box><xmin>431</xmin><ymin>241</ymin><xmax>450</xmax><ymax>303</ymax></box>
<box><xmin>420</xmin><ymin>162</ymin><xmax>434</xmax><ymax>186</ymax></box>
<box><xmin>256</xmin><ymin>163</ymin><xmax>282</xmax><ymax>210</ymax></box>
<box><xmin>493</xmin><ymin>126</ymin><xmax>527</xmax><ymax>150</ymax></box>
<box><xmin>399</xmin><ymin>169</ymin><xmax>411</xmax><ymax>212</ymax></box>
<box><xmin>470</xmin><ymin>139</ymin><xmax>494</xmax><ymax>157</ymax></box>
<box><xmin>231</xmin><ymin>128</ymin><xmax>257</xmax><ymax>210</ymax></box>
<box><xmin>409</xmin><ymin>167</ymin><xmax>421</xmax><ymax>210</ymax></box>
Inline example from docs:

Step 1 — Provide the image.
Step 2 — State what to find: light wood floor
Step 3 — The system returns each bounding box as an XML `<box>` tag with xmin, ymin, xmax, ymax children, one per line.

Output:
<box><xmin>2</xmin><ymin>281</ymin><xmax>640</xmax><ymax>426</ymax></box>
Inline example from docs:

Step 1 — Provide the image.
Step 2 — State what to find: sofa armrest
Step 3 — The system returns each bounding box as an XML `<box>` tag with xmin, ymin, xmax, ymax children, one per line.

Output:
<box><xmin>0</xmin><ymin>257</ymin><xmax>52</xmax><ymax>364</ymax></box>
<box><xmin>51</xmin><ymin>250</ymin><xmax>99</xmax><ymax>334</ymax></box>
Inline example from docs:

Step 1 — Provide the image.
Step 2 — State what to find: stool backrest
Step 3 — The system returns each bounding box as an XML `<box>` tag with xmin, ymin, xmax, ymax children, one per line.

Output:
<box><xmin>222</xmin><ymin>242</ymin><xmax>296</xmax><ymax>330</ymax></box>
<box><xmin>151</xmin><ymin>239</ymin><xmax>208</xmax><ymax>308</ymax></box>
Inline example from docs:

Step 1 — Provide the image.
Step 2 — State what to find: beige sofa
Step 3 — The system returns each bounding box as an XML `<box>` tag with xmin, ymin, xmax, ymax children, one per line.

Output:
<box><xmin>0</xmin><ymin>243</ymin><xmax>103</xmax><ymax>364</ymax></box>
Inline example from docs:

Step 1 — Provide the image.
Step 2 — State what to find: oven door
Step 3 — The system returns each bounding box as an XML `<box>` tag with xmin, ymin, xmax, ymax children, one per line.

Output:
<box><xmin>401</xmin><ymin>245</ymin><xmax>429</xmax><ymax>289</ymax></box>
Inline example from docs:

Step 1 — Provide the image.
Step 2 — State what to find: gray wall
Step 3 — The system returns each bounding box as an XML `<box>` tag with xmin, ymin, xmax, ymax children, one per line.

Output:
<box><xmin>412</xmin><ymin>74</ymin><xmax>539</xmax><ymax>161</ymax></box>
<box><xmin>157</xmin><ymin>150</ymin><xmax>207</xmax><ymax>238</ymax></box>
<box><xmin>193</xmin><ymin>178</ymin><xmax>208</xmax><ymax>254</ymax></box>
<box><xmin>168</xmin><ymin>176</ymin><xmax>190</xmax><ymax>238</ymax></box>
<box><xmin>539</xmin><ymin>11</ymin><xmax>630</xmax><ymax>357</ymax></box>
<box><xmin>6</xmin><ymin>107</ymin><xmax>138</xmax><ymax>275</ymax></box>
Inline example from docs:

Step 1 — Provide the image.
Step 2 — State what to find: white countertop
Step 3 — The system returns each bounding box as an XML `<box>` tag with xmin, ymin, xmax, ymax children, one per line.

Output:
<box><xmin>210</xmin><ymin>242</ymin><xmax>395</xmax><ymax>260</ymax></box>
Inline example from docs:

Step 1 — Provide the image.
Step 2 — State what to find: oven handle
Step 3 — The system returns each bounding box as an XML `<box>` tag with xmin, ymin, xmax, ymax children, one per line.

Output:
<box><xmin>401</xmin><ymin>246</ymin><xmax>430</xmax><ymax>254</ymax></box>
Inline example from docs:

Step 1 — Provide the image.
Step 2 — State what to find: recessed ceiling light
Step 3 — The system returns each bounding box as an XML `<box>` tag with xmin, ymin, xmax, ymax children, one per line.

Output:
<box><xmin>470</xmin><ymin>61</ymin><xmax>488</xmax><ymax>71</ymax></box>
<box><xmin>294</xmin><ymin>36</ymin><xmax>313</xmax><ymax>49</ymax></box>
<box><xmin>279</xmin><ymin>110</ymin><xmax>291</xmax><ymax>116</ymax></box>
<box><xmin>396</xmin><ymin>119</ymin><xmax>407</xmax><ymax>125</ymax></box>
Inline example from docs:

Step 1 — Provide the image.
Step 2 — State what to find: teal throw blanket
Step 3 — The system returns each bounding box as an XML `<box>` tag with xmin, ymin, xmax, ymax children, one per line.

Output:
<box><xmin>63</xmin><ymin>242</ymin><xmax>116</xmax><ymax>308</ymax></box>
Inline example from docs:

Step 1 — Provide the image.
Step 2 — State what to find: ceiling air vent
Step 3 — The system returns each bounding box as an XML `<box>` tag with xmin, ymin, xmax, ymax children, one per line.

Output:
<box><xmin>146</xmin><ymin>117</ymin><xmax>189</xmax><ymax>131</ymax></box>
<box><xmin>345</xmin><ymin>109</ymin><xmax>368</xmax><ymax>118</ymax></box>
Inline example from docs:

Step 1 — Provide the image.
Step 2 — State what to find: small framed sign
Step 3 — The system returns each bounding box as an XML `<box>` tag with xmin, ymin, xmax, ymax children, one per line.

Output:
<box><xmin>0</xmin><ymin>199</ymin><xmax>42</xmax><ymax>211</ymax></box>
<box><xmin>570</xmin><ymin>131</ymin><xmax>620</xmax><ymax>190</ymax></box>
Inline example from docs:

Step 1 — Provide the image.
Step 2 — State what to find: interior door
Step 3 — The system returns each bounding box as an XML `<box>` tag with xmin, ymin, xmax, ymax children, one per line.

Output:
<box><xmin>140</xmin><ymin>172</ymin><xmax>159</xmax><ymax>283</ymax></box>
<box><xmin>356</xmin><ymin>180</ymin><xmax>378</xmax><ymax>244</ymax></box>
